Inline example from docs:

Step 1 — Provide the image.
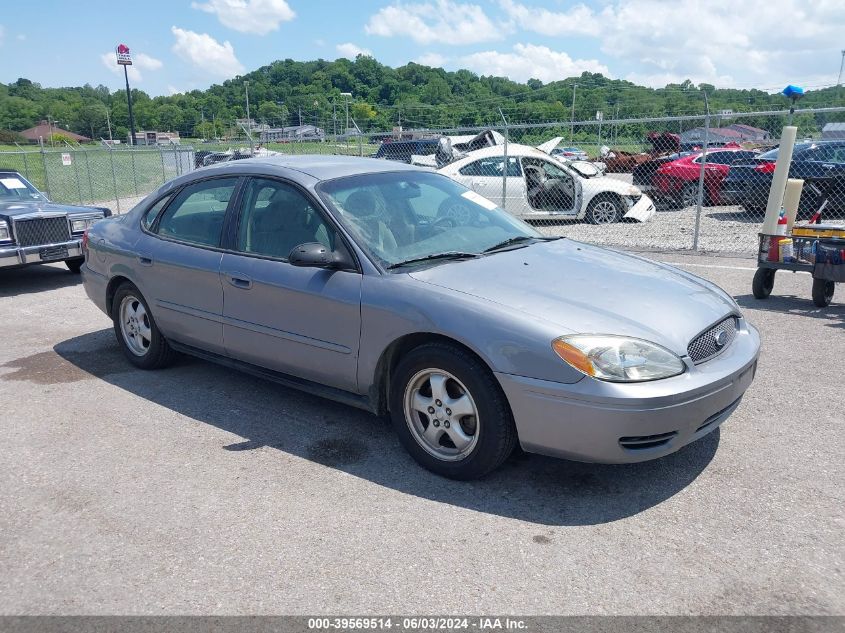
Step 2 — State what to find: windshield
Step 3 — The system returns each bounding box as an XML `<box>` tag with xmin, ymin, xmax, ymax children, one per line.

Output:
<box><xmin>317</xmin><ymin>171</ymin><xmax>540</xmax><ymax>269</ymax></box>
<box><xmin>0</xmin><ymin>173</ymin><xmax>45</xmax><ymax>201</ymax></box>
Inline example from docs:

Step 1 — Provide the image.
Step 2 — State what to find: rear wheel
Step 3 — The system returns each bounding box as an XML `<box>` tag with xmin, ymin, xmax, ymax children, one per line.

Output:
<box><xmin>586</xmin><ymin>195</ymin><xmax>623</xmax><ymax>224</ymax></box>
<box><xmin>678</xmin><ymin>183</ymin><xmax>699</xmax><ymax>208</ymax></box>
<box><xmin>389</xmin><ymin>342</ymin><xmax>517</xmax><ymax>480</ymax></box>
<box><xmin>752</xmin><ymin>268</ymin><xmax>775</xmax><ymax>299</ymax></box>
<box><xmin>111</xmin><ymin>283</ymin><xmax>175</xmax><ymax>369</ymax></box>
<box><xmin>65</xmin><ymin>257</ymin><xmax>84</xmax><ymax>274</ymax></box>
<box><xmin>811</xmin><ymin>278</ymin><xmax>835</xmax><ymax>307</ymax></box>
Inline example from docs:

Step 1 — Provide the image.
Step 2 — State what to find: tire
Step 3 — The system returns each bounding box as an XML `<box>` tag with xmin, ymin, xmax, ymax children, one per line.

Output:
<box><xmin>65</xmin><ymin>257</ymin><xmax>84</xmax><ymax>274</ymax></box>
<box><xmin>678</xmin><ymin>183</ymin><xmax>699</xmax><ymax>209</ymax></box>
<box><xmin>586</xmin><ymin>195</ymin><xmax>623</xmax><ymax>225</ymax></box>
<box><xmin>752</xmin><ymin>268</ymin><xmax>775</xmax><ymax>299</ymax></box>
<box><xmin>811</xmin><ymin>278</ymin><xmax>835</xmax><ymax>308</ymax></box>
<box><xmin>111</xmin><ymin>282</ymin><xmax>175</xmax><ymax>369</ymax></box>
<box><xmin>389</xmin><ymin>342</ymin><xmax>517</xmax><ymax>480</ymax></box>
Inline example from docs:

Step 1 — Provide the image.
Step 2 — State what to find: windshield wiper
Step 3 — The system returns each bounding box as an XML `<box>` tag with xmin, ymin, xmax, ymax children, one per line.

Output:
<box><xmin>386</xmin><ymin>251</ymin><xmax>480</xmax><ymax>270</ymax></box>
<box><xmin>483</xmin><ymin>235</ymin><xmax>560</xmax><ymax>253</ymax></box>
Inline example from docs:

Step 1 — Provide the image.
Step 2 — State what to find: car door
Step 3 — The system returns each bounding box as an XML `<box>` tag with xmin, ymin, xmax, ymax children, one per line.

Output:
<box><xmin>136</xmin><ymin>176</ymin><xmax>239</xmax><ymax>355</ymax></box>
<box><xmin>220</xmin><ymin>177</ymin><xmax>362</xmax><ymax>392</ymax></box>
<box><xmin>454</xmin><ymin>157</ymin><xmax>525</xmax><ymax>212</ymax></box>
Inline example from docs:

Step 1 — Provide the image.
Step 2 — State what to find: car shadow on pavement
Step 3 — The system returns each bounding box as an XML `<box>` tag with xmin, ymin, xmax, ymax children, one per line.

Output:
<box><xmin>736</xmin><ymin>293</ymin><xmax>845</xmax><ymax>330</ymax></box>
<box><xmin>0</xmin><ymin>263</ymin><xmax>80</xmax><ymax>297</ymax></box>
<box><xmin>53</xmin><ymin>329</ymin><xmax>719</xmax><ymax>526</ymax></box>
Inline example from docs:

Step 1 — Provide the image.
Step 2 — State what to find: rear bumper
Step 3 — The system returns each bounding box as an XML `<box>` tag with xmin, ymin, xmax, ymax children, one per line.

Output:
<box><xmin>81</xmin><ymin>262</ymin><xmax>110</xmax><ymax>316</ymax></box>
<box><xmin>0</xmin><ymin>239</ymin><xmax>82</xmax><ymax>268</ymax></box>
<box><xmin>496</xmin><ymin>321</ymin><xmax>760</xmax><ymax>463</ymax></box>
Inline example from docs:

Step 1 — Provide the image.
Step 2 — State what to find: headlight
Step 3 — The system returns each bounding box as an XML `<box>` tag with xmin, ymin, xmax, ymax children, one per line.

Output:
<box><xmin>552</xmin><ymin>335</ymin><xmax>685</xmax><ymax>382</ymax></box>
<box><xmin>0</xmin><ymin>221</ymin><xmax>10</xmax><ymax>241</ymax></box>
<box><xmin>70</xmin><ymin>217</ymin><xmax>101</xmax><ymax>233</ymax></box>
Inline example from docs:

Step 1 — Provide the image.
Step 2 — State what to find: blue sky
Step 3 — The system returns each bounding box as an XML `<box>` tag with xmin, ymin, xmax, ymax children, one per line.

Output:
<box><xmin>0</xmin><ymin>0</ymin><xmax>842</xmax><ymax>96</ymax></box>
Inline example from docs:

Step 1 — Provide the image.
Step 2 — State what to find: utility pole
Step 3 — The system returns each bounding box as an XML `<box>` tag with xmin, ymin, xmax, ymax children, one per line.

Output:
<box><xmin>838</xmin><ymin>50</ymin><xmax>845</xmax><ymax>101</ymax></box>
<box><xmin>570</xmin><ymin>83</ymin><xmax>578</xmax><ymax>143</ymax></box>
<box><xmin>298</xmin><ymin>106</ymin><xmax>302</xmax><ymax>127</ymax></box>
<box><xmin>105</xmin><ymin>109</ymin><xmax>113</xmax><ymax>142</ymax></box>
<box><xmin>340</xmin><ymin>92</ymin><xmax>352</xmax><ymax>134</ymax></box>
<box><xmin>244</xmin><ymin>80</ymin><xmax>251</xmax><ymax>132</ymax></box>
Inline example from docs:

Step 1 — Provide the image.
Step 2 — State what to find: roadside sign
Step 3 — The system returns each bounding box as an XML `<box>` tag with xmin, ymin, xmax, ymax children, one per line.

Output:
<box><xmin>61</xmin><ymin>153</ymin><xmax>72</xmax><ymax>166</ymax></box>
<box><xmin>596</xmin><ymin>111</ymin><xmax>604</xmax><ymax>121</ymax></box>
<box><xmin>116</xmin><ymin>44</ymin><xmax>132</xmax><ymax>66</ymax></box>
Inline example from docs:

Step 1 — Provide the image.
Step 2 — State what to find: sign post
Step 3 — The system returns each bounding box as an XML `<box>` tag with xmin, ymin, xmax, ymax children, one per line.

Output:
<box><xmin>116</xmin><ymin>44</ymin><xmax>137</xmax><ymax>146</ymax></box>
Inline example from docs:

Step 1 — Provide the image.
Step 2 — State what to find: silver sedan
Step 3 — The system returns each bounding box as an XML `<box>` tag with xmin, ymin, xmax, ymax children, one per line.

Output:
<box><xmin>81</xmin><ymin>156</ymin><xmax>760</xmax><ymax>479</ymax></box>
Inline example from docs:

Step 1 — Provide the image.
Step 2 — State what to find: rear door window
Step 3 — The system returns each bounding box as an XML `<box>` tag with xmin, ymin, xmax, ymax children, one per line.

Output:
<box><xmin>155</xmin><ymin>178</ymin><xmax>238</xmax><ymax>247</ymax></box>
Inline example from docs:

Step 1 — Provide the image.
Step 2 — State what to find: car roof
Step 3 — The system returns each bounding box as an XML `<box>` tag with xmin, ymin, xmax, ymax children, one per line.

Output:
<box><xmin>189</xmin><ymin>154</ymin><xmax>423</xmax><ymax>184</ymax></box>
<box><xmin>452</xmin><ymin>143</ymin><xmax>553</xmax><ymax>162</ymax></box>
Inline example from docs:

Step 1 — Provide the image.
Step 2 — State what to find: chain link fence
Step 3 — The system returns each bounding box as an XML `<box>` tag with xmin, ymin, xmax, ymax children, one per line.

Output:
<box><xmin>0</xmin><ymin>145</ymin><xmax>194</xmax><ymax>214</ymax></box>
<box><xmin>3</xmin><ymin>106</ymin><xmax>843</xmax><ymax>256</ymax></box>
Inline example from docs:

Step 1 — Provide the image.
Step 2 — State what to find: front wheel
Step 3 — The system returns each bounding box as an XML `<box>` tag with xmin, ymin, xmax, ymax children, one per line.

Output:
<box><xmin>586</xmin><ymin>195</ymin><xmax>623</xmax><ymax>224</ymax></box>
<box><xmin>389</xmin><ymin>342</ymin><xmax>517</xmax><ymax>480</ymax></box>
<box><xmin>111</xmin><ymin>283</ymin><xmax>175</xmax><ymax>369</ymax></box>
<box><xmin>752</xmin><ymin>268</ymin><xmax>775</xmax><ymax>299</ymax></box>
<box><xmin>812</xmin><ymin>278</ymin><xmax>835</xmax><ymax>307</ymax></box>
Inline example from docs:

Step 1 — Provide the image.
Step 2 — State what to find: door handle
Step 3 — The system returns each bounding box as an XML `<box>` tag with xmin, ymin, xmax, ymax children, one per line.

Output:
<box><xmin>226</xmin><ymin>274</ymin><xmax>252</xmax><ymax>289</ymax></box>
<box><xmin>138</xmin><ymin>255</ymin><xmax>153</xmax><ymax>266</ymax></box>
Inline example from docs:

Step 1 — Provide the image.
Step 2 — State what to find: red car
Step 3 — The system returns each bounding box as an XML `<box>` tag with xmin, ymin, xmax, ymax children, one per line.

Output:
<box><xmin>650</xmin><ymin>148</ymin><xmax>759</xmax><ymax>208</ymax></box>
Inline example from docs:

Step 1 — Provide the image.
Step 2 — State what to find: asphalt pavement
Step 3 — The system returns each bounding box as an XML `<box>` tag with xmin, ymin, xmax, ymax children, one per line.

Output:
<box><xmin>0</xmin><ymin>254</ymin><xmax>842</xmax><ymax>615</ymax></box>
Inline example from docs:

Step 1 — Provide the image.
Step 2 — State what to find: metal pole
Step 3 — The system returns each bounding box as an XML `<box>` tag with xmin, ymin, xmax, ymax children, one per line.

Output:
<box><xmin>570</xmin><ymin>83</ymin><xmax>577</xmax><ymax>143</ymax></box>
<box><xmin>21</xmin><ymin>149</ymin><xmax>30</xmax><ymax>181</ymax></box>
<box><xmin>124</xmin><ymin>65</ymin><xmax>136</xmax><ymax>146</ymax></box>
<box><xmin>499</xmin><ymin>108</ymin><xmax>508</xmax><ymax>211</ymax></box>
<box><xmin>72</xmin><ymin>151</ymin><xmax>83</xmax><ymax>204</ymax></box>
<box><xmin>160</xmin><ymin>146</ymin><xmax>167</xmax><ymax>181</ymax></box>
<box><xmin>244</xmin><ymin>80</ymin><xmax>250</xmax><ymax>129</ymax></box>
<box><xmin>40</xmin><ymin>139</ymin><xmax>52</xmax><ymax>200</ymax></box>
<box><xmin>692</xmin><ymin>92</ymin><xmax>711</xmax><ymax>252</ymax></box>
<box><xmin>130</xmin><ymin>149</ymin><xmax>138</xmax><ymax>195</ymax></box>
<box><xmin>108</xmin><ymin>146</ymin><xmax>121</xmax><ymax>214</ymax></box>
<box><xmin>83</xmin><ymin>149</ymin><xmax>94</xmax><ymax>201</ymax></box>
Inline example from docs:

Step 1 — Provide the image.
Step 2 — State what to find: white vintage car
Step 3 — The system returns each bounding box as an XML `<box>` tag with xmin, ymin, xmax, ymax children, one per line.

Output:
<box><xmin>437</xmin><ymin>143</ymin><xmax>655</xmax><ymax>224</ymax></box>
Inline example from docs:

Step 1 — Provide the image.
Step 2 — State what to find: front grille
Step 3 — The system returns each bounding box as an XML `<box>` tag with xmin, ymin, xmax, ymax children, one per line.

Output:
<box><xmin>687</xmin><ymin>316</ymin><xmax>739</xmax><ymax>364</ymax></box>
<box><xmin>13</xmin><ymin>217</ymin><xmax>71</xmax><ymax>247</ymax></box>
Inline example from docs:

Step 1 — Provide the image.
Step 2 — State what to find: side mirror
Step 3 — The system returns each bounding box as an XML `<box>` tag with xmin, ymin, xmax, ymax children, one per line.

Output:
<box><xmin>288</xmin><ymin>242</ymin><xmax>354</xmax><ymax>270</ymax></box>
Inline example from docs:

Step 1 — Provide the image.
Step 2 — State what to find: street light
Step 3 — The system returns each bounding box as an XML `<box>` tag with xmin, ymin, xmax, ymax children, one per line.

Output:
<box><xmin>340</xmin><ymin>92</ymin><xmax>352</xmax><ymax>134</ymax></box>
<box><xmin>244</xmin><ymin>80</ymin><xmax>251</xmax><ymax>131</ymax></box>
<box><xmin>570</xmin><ymin>83</ymin><xmax>578</xmax><ymax>143</ymax></box>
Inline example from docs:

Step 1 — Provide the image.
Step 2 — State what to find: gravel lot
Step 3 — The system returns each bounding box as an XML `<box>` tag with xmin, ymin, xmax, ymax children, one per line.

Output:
<box><xmin>530</xmin><ymin>172</ymin><xmax>765</xmax><ymax>254</ymax></box>
<box><xmin>0</xmin><ymin>254</ymin><xmax>842</xmax><ymax>616</ymax></box>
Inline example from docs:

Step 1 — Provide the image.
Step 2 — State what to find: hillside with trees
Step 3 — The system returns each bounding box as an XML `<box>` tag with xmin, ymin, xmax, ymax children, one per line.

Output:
<box><xmin>2</xmin><ymin>56</ymin><xmax>843</xmax><ymax>143</ymax></box>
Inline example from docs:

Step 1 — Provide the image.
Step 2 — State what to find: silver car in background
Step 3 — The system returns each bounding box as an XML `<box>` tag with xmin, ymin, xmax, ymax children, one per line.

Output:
<box><xmin>81</xmin><ymin>156</ymin><xmax>760</xmax><ymax>479</ymax></box>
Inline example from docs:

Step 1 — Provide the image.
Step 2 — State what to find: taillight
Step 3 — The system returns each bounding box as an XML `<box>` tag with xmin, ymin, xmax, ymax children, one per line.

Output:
<box><xmin>754</xmin><ymin>161</ymin><xmax>777</xmax><ymax>174</ymax></box>
<box><xmin>81</xmin><ymin>229</ymin><xmax>89</xmax><ymax>254</ymax></box>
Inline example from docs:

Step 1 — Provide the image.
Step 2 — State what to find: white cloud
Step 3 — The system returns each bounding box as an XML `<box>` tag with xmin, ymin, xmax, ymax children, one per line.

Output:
<box><xmin>171</xmin><ymin>26</ymin><xmax>245</xmax><ymax>79</ymax></box>
<box><xmin>336</xmin><ymin>42</ymin><xmax>372</xmax><ymax>59</ymax></box>
<box><xmin>167</xmin><ymin>85</ymin><xmax>183</xmax><ymax>96</ymax></box>
<box><xmin>498</xmin><ymin>0</ymin><xmax>600</xmax><ymax>37</ymax></box>
<box><xmin>99</xmin><ymin>50</ymin><xmax>162</xmax><ymax>82</ymax></box>
<box><xmin>415</xmin><ymin>52</ymin><xmax>447</xmax><ymax>67</ymax></box>
<box><xmin>499</xmin><ymin>0</ymin><xmax>845</xmax><ymax>88</ymax></box>
<box><xmin>460</xmin><ymin>44</ymin><xmax>610</xmax><ymax>83</ymax></box>
<box><xmin>366</xmin><ymin>0</ymin><xmax>501</xmax><ymax>45</ymax></box>
<box><xmin>17</xmin><ymin>33</ymin><xmax>26</xmax><ymax>41</ymax></box>
<box><xmin>191</xmin><ymin>0</ymin><xmax>295</xmax><ymax>35</ymax></box>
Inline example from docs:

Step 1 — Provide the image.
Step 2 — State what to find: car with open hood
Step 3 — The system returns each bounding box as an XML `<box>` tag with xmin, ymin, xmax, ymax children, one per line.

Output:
<box><xmin>0</xmin><ymin>170</ymin><xmax>111</xmax><ymax>272</ymax></box>
<box><xmin>437</xmin><ymin>143</ymin><xmax>655</xmax><ymax>224</ymax></box>
<box><xmin>80</xmin><ymin>155</ymin><xmax>759</xmax><ymax>480</ymax></box>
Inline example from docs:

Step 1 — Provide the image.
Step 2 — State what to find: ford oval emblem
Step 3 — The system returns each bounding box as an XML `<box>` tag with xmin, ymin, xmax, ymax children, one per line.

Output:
<box><xmin>714</xmin><ymin>330</ymin><xmax>729</xmax><ymax>349</ymax></box>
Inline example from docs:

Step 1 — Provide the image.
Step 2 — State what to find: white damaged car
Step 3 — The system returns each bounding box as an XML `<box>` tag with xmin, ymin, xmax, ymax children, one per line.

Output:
<box><xmin>437</xmin><ymin>143</ymin><xmax>655</xmax><ymax>224</ymax></box>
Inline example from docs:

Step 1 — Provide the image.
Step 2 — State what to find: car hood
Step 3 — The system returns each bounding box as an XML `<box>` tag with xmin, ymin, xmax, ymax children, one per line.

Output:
<box><xmin>408</xmin><ymin>240</ymin><xmax>737</xmax><ymax>356</ymax></box>
<box><xmin>0</xmin><ymin>200</ymin><xmax>109</xmax><ymax>219</ymax></box>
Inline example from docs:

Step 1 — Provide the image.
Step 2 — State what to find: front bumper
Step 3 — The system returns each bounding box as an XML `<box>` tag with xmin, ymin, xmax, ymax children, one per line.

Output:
<box><xmin>0</xmin><ymin>238</ymin><xmax>82</xmax><ymax>268</ymax></box>
<box><xmin>496</xmin><ymin>320</ymin><xmax>760</xmax><ymax>463</ymax></box>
